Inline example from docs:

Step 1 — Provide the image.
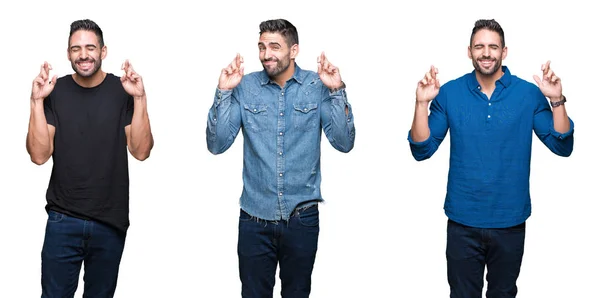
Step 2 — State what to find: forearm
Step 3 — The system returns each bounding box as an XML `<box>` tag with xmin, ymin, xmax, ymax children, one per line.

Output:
<box><xmin>129</xmin><ymin>95</ymin><xmax>153</xmax><ymax>160</ymax></box>
<box><xmin>26</xmin><ymin>101</ymin><xmax>52</xmax><ymax>165</ymax></box>
<box><xmin>410</xmin><ymin>101</ymin><xmax>430</xmax><ymax>142</ymax></box>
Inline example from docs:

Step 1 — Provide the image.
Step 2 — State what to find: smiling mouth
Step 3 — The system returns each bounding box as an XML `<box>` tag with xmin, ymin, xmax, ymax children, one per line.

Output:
<box><xmin>478</xmin><ymin>60</ymin><xmax>495</xmax><ymax>67</ymax></box>
<box><xmin>77</xmin><ymin>60</ymin><xmax>94</xmax><ymax>70</ymax></box>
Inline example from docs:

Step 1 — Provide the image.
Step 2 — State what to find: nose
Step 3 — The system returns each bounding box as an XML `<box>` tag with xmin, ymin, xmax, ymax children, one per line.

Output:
<box><xmin>264</xmin><ymin>48</ymin><xmax>273</xmax><ymax>60</ymax></box>
<box><xmin>80</xmin><ymin>49</ymin><xmax>89</xmax><ymax>59</ymax></box>
<box><xmin>482</xmin><ymin>46</ymin><xmax>491</xmax><ymax>56</ymax></box>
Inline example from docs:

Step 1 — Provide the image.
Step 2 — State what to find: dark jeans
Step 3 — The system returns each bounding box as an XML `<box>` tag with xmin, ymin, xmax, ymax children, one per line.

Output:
<box><xmin>41</xmin><ymin>210</ymin><xmax>126</xmax><ymax>298</ymax></box>
<box><xmin>238</xmin><ymin>205</ymin><xmax>320</xmax><ymax>298</ymax></box>
<box><xmin>446</xmin><ymin>219</ymin><xmax>526</xmax><ymax>298</ymax></box>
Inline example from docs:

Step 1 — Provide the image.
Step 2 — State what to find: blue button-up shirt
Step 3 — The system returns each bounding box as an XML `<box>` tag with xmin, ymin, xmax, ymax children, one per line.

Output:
<box><xmin>207</xmin><ymin>64</ymin><xmax>355</xmax><ymax>221</ymax></box>
<box><xmin>408</xmin><ymin>66</ymin><xmax>574</xmax><ymax>228</ymax></box>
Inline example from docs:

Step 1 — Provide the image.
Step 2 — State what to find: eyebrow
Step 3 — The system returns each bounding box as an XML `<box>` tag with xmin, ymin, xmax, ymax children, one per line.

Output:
<box><xmin>70</xmin><ymin>44</ymin><xmax>97</xmax><ymax>50</ymax></box>
<box><xmin>473</xmin><ymin>43</ymin><xmax>500</xmax><ymax>47</ymax></box>
<box><xmin>258</xmin><ymin>41</ymin><xmax>282</xmax><ymax>47</ymax></box>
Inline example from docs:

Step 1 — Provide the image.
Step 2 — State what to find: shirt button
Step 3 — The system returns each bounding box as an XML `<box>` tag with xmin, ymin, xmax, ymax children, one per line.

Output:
<box><xmin>213</xmin><ymin>118</ymin><xmax>217</xmax><ymax>121</ymax></box>
<box><xmin>280</xmin><ymin>112</ymin><xmax>284</xmax><ymax>116</ymax></box>
<box><xmin>279</xmin><ymin>152</ymin><xmax>283</xmax><ymax>155</ymax></box>
<box><xmin>281</xmin><ymin>92</ymin><xmax>284</xmax><ymax>96</ymax></box>
<box><xmin>477</xmin><ymin>86</ymin><xmax>481</xmax><ymax>89</ymax></box>
<box><xmin>488</xmin><ymin>103</ymin><xmax>491</xmax><ymax>106</ymax></box>
<box><xmin>279</xmin><ymin>192</ymin><xmax>283</xmax><ymax>196</ymax></box>
<box><xmin>279</xmin><ymin>132</ymin><xmax>283</xmax><ymax>136</ymax></box>
<box><xmin>304</xmin><ymin>108</ymin><xmax>308</xmax><ymax>112</ymax></box>
<box><xmin>487</xmin><ymin>115</ymin><xmax>491</xmax><ymax>118</ymax></box>
<box><xmin>279</xmin><ymin>173</ymin><xmax>283</xmax><ymax>177</ymax></box>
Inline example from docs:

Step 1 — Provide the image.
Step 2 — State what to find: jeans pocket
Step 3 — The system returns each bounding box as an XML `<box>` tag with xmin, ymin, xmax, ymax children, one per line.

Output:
<box><xmin>446</xmin><ymin>220</ymin><xmax>481</xmax><ymax>260</ymax></box>
<box><xmin>293</xmin><ymin>102</ymin><xmax>318</xmax><ymax>131</ymax></box>
<box><xmin>239</xmin><ymin>209</ymin><xmax>254</xmax><ymax>222</ymax></box>
<box><xmin>297</xmin><ymin>205</ymin><xmax>319</xmax><ymax>227</ymax></box>
<box><xmin>47</xmin><ymin>210</ymin><xmax>65</xmax><ymax>223</ymax></box>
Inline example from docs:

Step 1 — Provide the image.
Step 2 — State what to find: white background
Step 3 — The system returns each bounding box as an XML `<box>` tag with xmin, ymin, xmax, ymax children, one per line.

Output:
<box><xmin>1</xmin><ymin>0</ymin><xmax>598</xmax><ymax>297</ymax></box>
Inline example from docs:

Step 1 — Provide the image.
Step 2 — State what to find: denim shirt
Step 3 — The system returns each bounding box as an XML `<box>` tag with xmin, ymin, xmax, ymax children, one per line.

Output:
<box><xmin>207</xmin><ymin>64</ymin><xmax>355</xmax><ymax>221</ymax></box>
<box><xmin>408</xmin><ymin>66</ymin><xmax>574</xmax><ymax>228</ymax></box>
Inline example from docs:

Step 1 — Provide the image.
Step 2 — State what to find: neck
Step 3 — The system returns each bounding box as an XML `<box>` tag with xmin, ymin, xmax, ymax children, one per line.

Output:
<box><xmin>272</xmin><ymin>61</ymin><xmax>295</xmax><ymax>88</ymax></box>
<box><xmin>72</xmin><ymin>70</ymin><xmax>107</xmax><ymax>88</ymax></box>
<box><xmin>475</xmin><ymin>68</ymin><xmax>504</xmax><ymax>94</ymax></box>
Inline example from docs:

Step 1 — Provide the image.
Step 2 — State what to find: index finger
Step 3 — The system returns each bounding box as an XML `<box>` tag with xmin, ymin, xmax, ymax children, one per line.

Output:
<box><xmin>429</xmin><ymin>65</ymin><xmax>438</xmax><ymax>79</ymax></box>
<box><xmin>235</xmin><ymin>53</ymin><xmax>244</xmax><ymax>68</ymax></box>
<box><xmin>39</xmin><ymin>62</ymin><xmax>52</xmax><ymax>80</ymax></box>
<box><xmin>121</xmin><ymin>59</ymin><xmax>131</xmax><ymax>71</ymax></box>
<box><xmin>542</xmin><ymin>60</ymin><xmax>551</xmax><ymax>72</ymax></box>
<box><xmin>317</xmin><ymin>52</ymin><xmax>326</xmax><ymax>64</ymax></box>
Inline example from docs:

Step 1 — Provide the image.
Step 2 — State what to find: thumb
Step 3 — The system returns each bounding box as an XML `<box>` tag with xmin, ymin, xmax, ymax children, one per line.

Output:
<box><xmin>532</xmin><ymin>75</ymin><xmax>541</xmax><ymax>86</ymax></box>
<box><xmin>51</xmin><ymin>75</ymin><xmax>58</xmax><ymax>85</ymax></box>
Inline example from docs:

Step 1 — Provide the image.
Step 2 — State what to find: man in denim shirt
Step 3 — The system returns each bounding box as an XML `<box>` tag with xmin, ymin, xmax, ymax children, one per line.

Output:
<box><xmin>206</xmin><ymin>19</ymin><xmax>355</xmax><ymax>297</ymax></box>
<box><xmin>408</xmin><ymin>19</ymin><xmax>574</xmax><ymax>298</ymax></box>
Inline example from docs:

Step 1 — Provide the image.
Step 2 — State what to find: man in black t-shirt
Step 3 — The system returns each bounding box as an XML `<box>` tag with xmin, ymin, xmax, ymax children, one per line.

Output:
<box><xmin>26</xmin><ymin>19</ymin><xmax>154</xmax><ymax>298</ymax></box>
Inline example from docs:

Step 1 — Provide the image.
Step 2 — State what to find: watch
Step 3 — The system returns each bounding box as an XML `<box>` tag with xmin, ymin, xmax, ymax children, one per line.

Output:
<box><xmin>550</xmin><ymin>96</ymin><xmax>567</xmax><ymax>107</ymax></box>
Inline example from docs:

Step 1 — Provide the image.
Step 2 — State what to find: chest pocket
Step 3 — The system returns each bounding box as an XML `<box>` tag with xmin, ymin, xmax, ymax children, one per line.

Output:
<box><xmin>293</xmin><ymin>102</ymin><xmax>319</xmax><ymax>131</ymax></box>
<box><xmin>243</xmin><ymin>104</ymin><xmax>269</xmax><ymax>132</ymax></box>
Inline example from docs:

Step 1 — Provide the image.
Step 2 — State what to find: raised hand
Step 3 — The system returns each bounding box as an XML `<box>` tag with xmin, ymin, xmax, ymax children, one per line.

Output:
<box><xmin>121</xmin><ymin>60</ymin><xmax>145</xmax><ymax>97</ymax></box>
<box><xmin>533</xmin><ymin>60</ymin><xmax>562</xmax><ymax>100</ymax></box>
<box><xmin>416</xmin><ymin>65</ymin><xmax>440</xmax><ymax>103</ymax></box>
<box><xmin>317</xmin><ymin>52</ymin><xmax>343</xmax><ymax>90</ymax></box>
<box><xmin>218</xmin><ymin>53</ymin><xmax>244</xmax><ymax>90</ymax></box>
<box><xmin>31</xmin><ymin>62</ymin><xmax>57</xmax><ymax>102</ymax></box>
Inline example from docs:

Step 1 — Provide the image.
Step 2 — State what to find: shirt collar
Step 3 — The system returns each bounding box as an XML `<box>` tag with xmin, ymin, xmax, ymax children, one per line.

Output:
<box><xmin>259</xmin><ymin>62</ymin><xmax>305</xmax><ymax>86</ymax></box>
<box><xmin>467</xmin><ymin>65</ymin><xmax>512</xmax><ymax>90</ymax></box>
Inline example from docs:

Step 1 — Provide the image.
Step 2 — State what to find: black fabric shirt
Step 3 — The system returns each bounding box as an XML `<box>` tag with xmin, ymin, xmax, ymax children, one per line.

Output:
<box><xmin>43</xmin><ymin>73</ymin><xmax>133</xmax><ymax>233</ymax></box>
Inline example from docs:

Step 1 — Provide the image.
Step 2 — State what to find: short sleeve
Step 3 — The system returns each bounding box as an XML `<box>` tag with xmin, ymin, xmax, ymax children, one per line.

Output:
<box><xmin>125</xmin><ymin>95</ymin><xmax>134</xmax><ymax>126</ymax></box>
<box><xmin>44</xmin><ymin>95</ymin><xmax>55</xmax><ymax>126</ymax></box>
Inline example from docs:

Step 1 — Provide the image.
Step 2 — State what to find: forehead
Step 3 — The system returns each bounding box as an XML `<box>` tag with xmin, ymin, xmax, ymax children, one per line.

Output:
<box><xmin>471</xmin><ymin>29</ymin><xmax>502</xmax><ymax>45</ymax></box>
<box><xmin>69</xmin><ymin>30</ymin><xmax>100</xmax><ymax>47</ymax></box>
<box><xmin>259</xmin><ymin>32</ymin><xmax>286</xmax><ymax>45</ymax></box>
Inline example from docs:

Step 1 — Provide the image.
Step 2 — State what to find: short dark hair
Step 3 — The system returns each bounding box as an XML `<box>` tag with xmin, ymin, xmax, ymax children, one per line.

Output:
<box><xmin>69</xmin><ymin>19</ymin><xmax>104</xmax><ymax>48</ymax></box>
<box><xmin>259</xmin><ymin>19</ymin><xmax>298</xmax><ymax>47</ymax></box>
<box><xmin>470</xmin><ymin>19</ymin><xmax>505</xmax><ymax>48</ymax></box>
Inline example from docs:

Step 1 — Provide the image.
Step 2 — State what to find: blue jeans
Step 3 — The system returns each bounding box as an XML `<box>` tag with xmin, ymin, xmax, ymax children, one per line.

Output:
<box><xmin>238</xmin><ymin>204</ymin><xmax>320</xmax><ymax>298</ymax></box>
<box><xmin>41</xmin><ymin>210</ymin><xmax>126</xmax><ymax>298</ymax></box>
<box><xmin>446</xmin><ymin>219</ymin><xmax>526</xmax><ymax>298</ymax></box>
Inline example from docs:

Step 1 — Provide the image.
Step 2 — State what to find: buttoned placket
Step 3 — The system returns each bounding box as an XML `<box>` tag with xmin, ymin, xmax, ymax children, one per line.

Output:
<box><xmin>276</xmin><ymin>86</ymin><xmax>287</xmax><ymax>218</ymax></box>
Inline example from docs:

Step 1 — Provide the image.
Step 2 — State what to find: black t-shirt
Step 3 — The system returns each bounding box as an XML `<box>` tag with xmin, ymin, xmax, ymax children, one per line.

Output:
<box><xmin>43</xmin><ymin>74</ymin><xmax>133</xmax><ymax>233</ymax></box>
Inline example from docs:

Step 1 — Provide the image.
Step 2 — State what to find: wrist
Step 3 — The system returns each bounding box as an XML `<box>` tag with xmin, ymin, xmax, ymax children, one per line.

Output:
<box><xmin>550</xmin><ymin>95</ymin><xmax>566</xmax><ymax>107</ymax></box>
<box><xmin>30</xmin><ymin>97</ymin><xmax>44</xmax><ymax>106</ymax></box>
<box><xmin>329</xmin><ymin>81</ymin><xmax>346</xmax><ymax>93</ymax></box>
<box><xmin>134</xmin><ymin>93</ymin><xmax>147</xmax><ymax>101</ymax></box>
<box><xmin>415</xmin><ymin>99</ymin><xmax>430</xmax><ymax>108</ymax></box>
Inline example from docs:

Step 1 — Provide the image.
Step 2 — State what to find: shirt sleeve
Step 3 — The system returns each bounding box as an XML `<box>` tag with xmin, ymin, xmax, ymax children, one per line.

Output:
<box><xmin>320</xmin><ymin>84</ymin><xmax>355</xmax><ymax>153</ymax></box>
<box><xmin>206</xmin><ymin>87</ymin><xmax>242</xmax><ymax>154</ymax></box>
<box><xmin>532</xmin><ymin>89</ymin><xmax>574</xmax><ymax>157</ymax></box>
<box><xmin>125</xmin><ymin>95</ymin><xmax>134</xmax><ymax>127</ymax></box>
<box><xmin>407</xmin><ymin>87</ymin><xmax>449</xmax><ymax>161</ymax></box>
<box><xmin>44</xmin><ymin>94</ymin><xmax>55</xmax><ymax>127</ymax></box>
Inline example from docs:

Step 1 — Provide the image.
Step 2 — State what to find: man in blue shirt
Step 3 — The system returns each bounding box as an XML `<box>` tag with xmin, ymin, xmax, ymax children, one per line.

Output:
<box><xmin>408</xmin><ymin>19</ymin><xmax>573</xmax><ymax>298</ymax></box>
<box><xmin>207</xmin><ymin>19</ymin><xmax>355</xmax><ymax>297</ymax></box>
